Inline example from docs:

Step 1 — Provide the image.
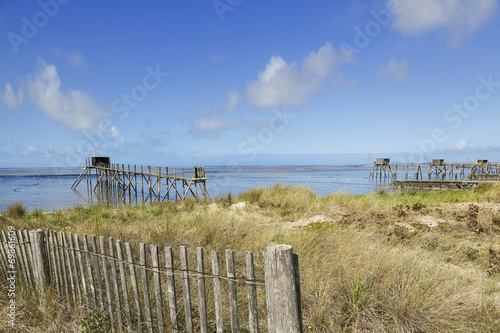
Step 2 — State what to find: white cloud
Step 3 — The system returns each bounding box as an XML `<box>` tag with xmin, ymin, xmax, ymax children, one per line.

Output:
<box><xmin>20</xmin><ymin>146</ymin><xmax>36</xmax><ymax>156</ymax></box>
<box><xmin>454</xmin><ymin>138</ymin><xmax>470</xmax><ymax>150</ymax></box>
<box><xmin>223</xmin><ymin>90</ymin><xmax>240</xmax><ymax>111</ymax></box>
<box><xmin>376</xmin><ymin>58</ymin><xmax>410</xmax><ymax>82</ymax></box>
<box><xmin>26</xmin><ymin>58</ymin><xmax>110</xmax><ymax>131</ymax></box>
<box><xmin>2</xmin><ymin>82</ymin><xmax>23</xmax><ymax>109</ymax></box>
<box><xmin>246</xmin><ymin>42</ymin><xmax>346</xmax><ymax>109</ymax></box>
<box><xmin>190</xmin><ymin>109</ymin><xmax>242</xmax><ymax>137</ymax></box>
<box><xmin>111</xmin><ymin>126</ymin><xmax>125</xmax><ymax>148</ymax></box>
<box><xmin>51</xmin><ymin>47</ymin><xmax>87</xmax><ymax>69</ymax></box>
<box><xmin>391</xmin><ymin>0</ymin><xmax>499</xmax><ymax>47</ymax></box>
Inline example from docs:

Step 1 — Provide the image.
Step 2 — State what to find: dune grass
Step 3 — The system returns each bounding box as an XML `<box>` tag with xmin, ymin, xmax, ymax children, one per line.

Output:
<box><xmin>2</xmin><ymin>183</ymin><xmax>500</xmax><ymax>332</ymax></box>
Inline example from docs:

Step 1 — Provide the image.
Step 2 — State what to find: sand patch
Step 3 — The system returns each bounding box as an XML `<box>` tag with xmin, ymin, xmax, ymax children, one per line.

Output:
<box><xmin>287</xmin><ymin>214</ymin><xmax>334</xmax><ymax>228</ymax></box>
<box><xmin>395</xmin><ymin>222</ymin><xmax>417</xmax><ymax>233</ymax></box>
<box><xmin>414</xmin><ymin>215</ymin><xmax>446</xmax><ymax>228</ymax></box>
<box><xmin>230</xmin><ymin>202</ymin><xmax>246</xmax><ymax>211</ymax></box>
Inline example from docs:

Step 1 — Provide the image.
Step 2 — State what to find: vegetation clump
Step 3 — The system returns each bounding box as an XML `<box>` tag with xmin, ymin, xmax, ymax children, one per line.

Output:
<box><xmin>3</xmin><ymin>183</ymin><xmax>500</xmax><ymax>332</ymax></box>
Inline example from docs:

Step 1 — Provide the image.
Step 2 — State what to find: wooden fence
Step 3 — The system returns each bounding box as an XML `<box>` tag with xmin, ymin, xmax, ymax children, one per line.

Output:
<box><xmin>0</xmin><ymin>228</ymin><xmax>302</xmax><ymax>332</ymax></box>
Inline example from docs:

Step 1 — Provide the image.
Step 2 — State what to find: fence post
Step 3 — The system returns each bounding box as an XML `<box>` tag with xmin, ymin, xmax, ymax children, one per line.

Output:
<box><xmin>30</xmin><ymin>229</ymin><xmax>51</xmax><ymax>293</ymax></box>
<box><xmin>264</xmin><ymin>245</ymin><xmax>303</xmax><ymax>333</ymax></box>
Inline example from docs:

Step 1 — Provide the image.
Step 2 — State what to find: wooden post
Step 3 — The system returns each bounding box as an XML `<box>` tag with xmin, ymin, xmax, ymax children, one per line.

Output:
<box><xmin>56</xmin><ymin>231</ymin><xmax>70</xmax><ymax>301</ymax></box>
<box><xmin>150</xmin><ymin>244</ymin><xmax>165</xmax><ymax>333</ymax></box>
<box><xmin>165</xmin><ymin>247</ymin><xmax>179</xmax><ymax>333</ymax></box>
<box><xmin>165</xmin><ymin>167</ymin><xmax>170</xmax><ymax>201</ymax></box>
<box><xmin>139</xmin><ymin>242</ymin><xmax>153</xmax><ymax>333</ymax></box>
<box><xmin>62</xmin><ymin>232</ymin><xmax>77</xmax><ymax>304</ymax></box>
<box><xmin>180</xmin><ymin>245</ymin><xmax>193</xmax><ymax>333</ymax></box>
<box><xmin>226</xmin><ymin>249</ymin><xmax>240</xmax><ymax>333</ymax></box>
<box><xmin>74</xmin><ymin>234</ymin><xmax>90</xmax><ymax>308</ymax></box>
<box><xmin>264</xmin><ymin>245</ymin><xmax>303</xmax><ymax>333</ymax></box>
<box><xmin>67</xmin><ymin>232</ymin><xmax>82</xmax><ymax>304</ymax></box>
<box><xmin>29</xmin><ymin>230</ymin><xmax>50</xmax><ymax>294</ymax></box>
<box><xmin>157</xmin><ymin>167</ymin><xmax>161</xmax><ymax>202</ymax></box>
<box><xmin>109</xmin><ymin>237</ymin><xmax>123</xmax><ymax>332</ymax></box>
<box><xmin>15</xmin><ymin>230</ymin><xmax>31</xmax><ymax>287</ymax></box>
<box><xmin>246</xmin><ymin>251</ymin><xmax>259</xmax><ymax>333</ymax></box>
<box><xmin>134</xmin><ymin>165</ymin><xmax>137</xmax><ymax>204</ymax></box>
<box><xmin>116</xmin><ymin>240</ymin><xmax>131</xmax><ymax>329</ymax></box>
<box><xmin>211</xmin><ymin>250</ymin><xmax>224</xmax><ymax>333</ymax></box>
<box><xmin>148</xmin><ymin>166</ymin><xmax>152</xmax><ymax>203</ymax></box>
<box><xmin>83</xmin><ymin>234</ymin><xmax>97</xmax><ymax>309</ymax></box>
<box><xmin>182</xmin><ymin>168</ymin><xmax>185</xmax><ymax>198</ymax></box>
<box><xmin>91</xmin><ymin>235</ymin><xmax>104</xmax><ymax>310</ymax></box>
<box><xmin>141</xmin><ymin>165</ymin><xmax>144</xmax><ymax>202</ymax></box>
<box><xmin>197</xmin><ymin>247</ymin><xmax>208</xmax><ymax>333</ymax></box>
<box><xmin>125</xmin><ymin>242</ymin><xmax>143</xmax><ymax>333</ymax></box>
<box><xmin>99</xmin><ymin>236</ymin><xmax>115</xmax><ymax>332</ymax></box>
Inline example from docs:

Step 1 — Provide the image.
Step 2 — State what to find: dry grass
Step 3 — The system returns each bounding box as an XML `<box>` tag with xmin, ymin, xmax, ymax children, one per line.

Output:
<box><xmin>2</xmin><ymin>183</ymin><xmax>500</xmax><ymax>332</ymax></box>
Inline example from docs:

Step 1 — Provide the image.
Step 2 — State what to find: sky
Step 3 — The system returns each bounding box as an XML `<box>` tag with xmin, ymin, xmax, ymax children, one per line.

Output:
<box><xmin>1</xmin><ymin>0</ymin><xmax>500</xmax><ymax>168</ymax></box>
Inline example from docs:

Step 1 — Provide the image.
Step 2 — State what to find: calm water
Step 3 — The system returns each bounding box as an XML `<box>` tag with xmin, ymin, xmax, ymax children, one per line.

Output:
<box><xmin>0</xmin><ymin>165</ymin><xmax>389</xmax><ymax>212</ymax></box>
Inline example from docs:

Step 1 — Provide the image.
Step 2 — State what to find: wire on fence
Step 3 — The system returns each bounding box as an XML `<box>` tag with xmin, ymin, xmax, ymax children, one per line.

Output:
<box><xmin>44</xmin><ymin>240</ymin><xmax>266</xmax><ymax>286</ymax></box>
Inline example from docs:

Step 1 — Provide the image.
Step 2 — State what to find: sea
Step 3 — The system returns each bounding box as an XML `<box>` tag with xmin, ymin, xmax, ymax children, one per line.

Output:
<box><xmin>0</xmin><ymin>165</ymin><xmax>390</xmax><ymax>212</ymax></box>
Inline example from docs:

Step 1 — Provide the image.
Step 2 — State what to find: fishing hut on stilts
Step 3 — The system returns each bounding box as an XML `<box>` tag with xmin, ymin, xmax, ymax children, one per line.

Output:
<box><xmin>72</xmin><ymin>157</ymin><xmax>210</xmax><ymax>205</ymax></box>
<box><xmin>370</xmin><ymin>158</ymin><xmax>395</xmax><ymax>179</ymax></box>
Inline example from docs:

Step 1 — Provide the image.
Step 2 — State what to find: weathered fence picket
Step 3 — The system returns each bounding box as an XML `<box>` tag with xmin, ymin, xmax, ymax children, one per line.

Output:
<box><xmin>211</xmin><ymin>249</ymin><xmax>224</xmax><ymax>333</ymax></box>
<box><xmin>197</xmin><ymin>247</ymin><xmax>208</xmax><ymax>333</ymax></box>
<box><xmin>226</xmin><ymin>249</ymin><xmax>240</xmax><ymax>333</ymax></box>
<box><xmin>0</xmin><ymin>228</ymin><xmax>303</xmax><ymax>333</ymax></box>
<box><xmin>165</xmin><ymin>246</ymin><xmax>179</xmax><ymax>332</ymax></box>
<box><xmin>151</xmin><ymin>244</ymin><xmax>165</xmax><ymax>333</ymax></box>
<box><xmin>179</xmin><ymin>245</ymin><xmax>193</xmax><ymax>333</ymax></box>
<box><xmin>116</xmin><ymin>239</ymin><xmax>131</xmax><ymax>328</ymax></box>
<box><xmin>126</xmin><ymin>242</ymin><xmax>143</xmax><ymax>333</ymax></box>
<box><xmin>99</xmin><ymin>235</ymin><xmax>116</xmax><ymax>332</ymax></box>
<box><xmin>140</xmin><ymin>242</ymin><xmax>153</xmax><ymax>333</ymax></box>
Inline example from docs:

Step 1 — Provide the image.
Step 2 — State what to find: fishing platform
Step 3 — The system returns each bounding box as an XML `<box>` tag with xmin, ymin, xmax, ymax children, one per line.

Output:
<box><xmin>369</xmin><ymin>158</ymin><xmax>500</xmax><ymax>190</ymax></box>
<box><xmin>72</xmin><ymin>157</ymin><xmax>210</xmax><ymax>204</ymax></box>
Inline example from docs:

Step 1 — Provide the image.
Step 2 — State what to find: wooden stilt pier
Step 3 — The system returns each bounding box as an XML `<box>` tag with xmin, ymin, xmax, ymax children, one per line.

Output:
<box><xmin>368</xmin><ymin>158</ymin><xmax>500</xmax><ymax>190</ymax></box>
<box><xmin>72</xmin><ymin>157</ymin><xmax>210</xmax><ymax>205</ymax></box>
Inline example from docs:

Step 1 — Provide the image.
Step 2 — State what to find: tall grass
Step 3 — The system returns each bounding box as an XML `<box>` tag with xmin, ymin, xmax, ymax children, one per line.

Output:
<box><xmin>3</xmin><ymin>183</ymin><xmax>500</xmax><ymax>332</ymax></box>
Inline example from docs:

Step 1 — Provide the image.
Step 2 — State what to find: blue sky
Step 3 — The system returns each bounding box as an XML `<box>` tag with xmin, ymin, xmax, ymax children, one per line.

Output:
<box><xmin>1</xmin><ymin>0</ymin><xmax>500</xmax><ymax>167</ymax></box>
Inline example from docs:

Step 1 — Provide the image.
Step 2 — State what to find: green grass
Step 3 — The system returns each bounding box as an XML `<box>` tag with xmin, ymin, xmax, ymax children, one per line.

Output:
<box><xmin>2</xmin><ymin>183</ymin><xmax>500</xmax><ymax>332</ymax></box>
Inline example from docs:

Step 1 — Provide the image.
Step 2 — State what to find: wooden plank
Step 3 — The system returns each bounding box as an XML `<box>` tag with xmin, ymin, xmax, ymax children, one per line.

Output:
<box><xmin>17</xmin><ymin>230</ymin><xmax>33</xmax><ymax>288</ymax></box>
<box><xmin>126</xmin><ymin>242</ymin><xmax>143</xmax><ymax>333</ymax></box>
<box><xmin>139</xmin><ymin>242</ymin><xmax>153</xmax><ymax>333</ymax></box>
<box><xmin>99</xmin><ymin>236</ymin><xmax>116</xmax><ymax>332</ymax></box>
<box><xmin>9</xmin><ymin>231</ymin><xmax>23</xmax><ymax>285</ymax></box>
<box><xmin>164</xmin><ymin>246</ymin><xmax>179</xmax><ymax>333</ymax></box>
<box><xmin>226</xmin><ymin>249</ymin><xmax>240</xmax><ymax>333</ymax></box>
<box><xmin>150</xmin><ymin>244</ymin><xmax>165</xmax><ymax>333</ymax></box>
<box><xmin>293</xmin><ymin>253</ymin><xmax>303</xmax><ymax>333</ymax></box>
<box><xmin>179</xmin><ymin>245</ymin><xmax>193</xmax><ymax>333</ymax></box>
<box><xmin>83</xmin><ymin>234</ymin><xmax>97</xmax><ymax>309</ymax></box>
<box><xmin>109</xmin><ymin>237</ymin><xmax>123</xmax><ymax>332</ymax></box>
<box><xmin>246</xmin><ymin>251</ymin><xmax>259</xmax><ymax>333</ymax></box>
<box><xmin>116</xmin><ymin>240</ymin><xmax>131</xmax><ymax>329</ymax></box>
<box><xmin>25</xmin><ymin>230</ymin><xmax>37</xmax><ymax>289</ymax></box>
<box><xmin>68</xmin><ymin>232</ymin><xmax>82</xmax><ymax>305</ymax></box>
<box><xmin>55</xmin><ymin>231</ymin><xmax>70</xmax><ymax>301</ymax></box>
<box><xmin>74</xmin><ymin>234</ymin><xmax>90</xmax><ymax>308</ymax></box>
<box><xmin>0</xmin><ymin>231</ymin><xmax>10</xmax><ymax>277</ymax></box>
<box><xmin>211</xmin><ymin>250</ymin><xmax>224</xmax><ymax>333</ymax></box>
<box><xmin>43</xmin><ymin>230</ymin><xmax>51</xmax><ymax>286</ymax></box>
<box><xmin>91</xmin><ymin>235</ymin><xmax>104</xmax><ymax>310</ymax></box>
<box><xmin>157</xmin><ymin>167</ymin><xmax>161</xmax><ymax>201</ymax></box>
<box><xmin>197</xmin><ymin>247</ymin><xmax>208</xmax><ymax>333</ymax></box>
